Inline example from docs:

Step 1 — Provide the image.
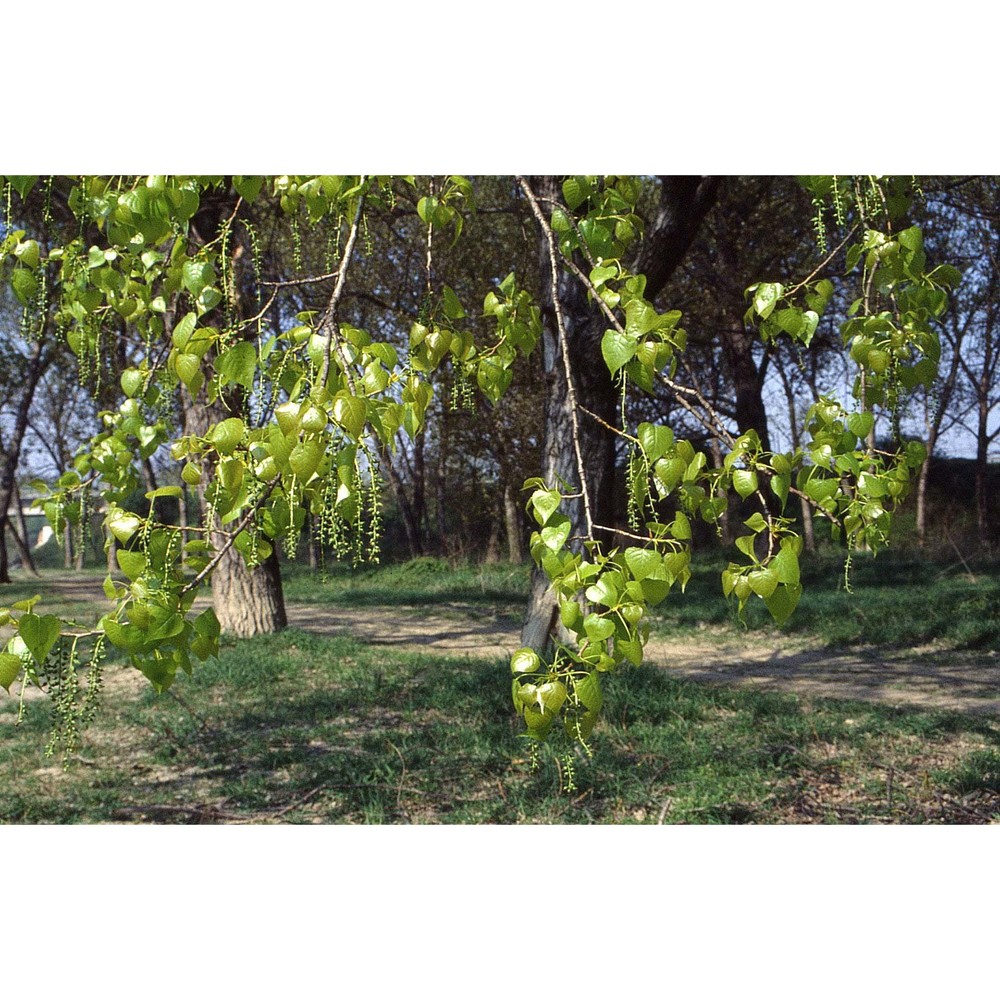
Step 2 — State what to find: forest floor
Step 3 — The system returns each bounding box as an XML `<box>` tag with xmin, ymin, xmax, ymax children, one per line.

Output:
<box><xmin>24</xmin><ymin>570</ymin><xmax>1000</xmax><ymax>718</ymax></box>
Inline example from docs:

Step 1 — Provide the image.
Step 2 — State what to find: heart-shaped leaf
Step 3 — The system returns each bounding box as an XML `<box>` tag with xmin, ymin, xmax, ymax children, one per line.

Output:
<box><xmin>624</xmin><ymin>547</ymin><xmax>661</xmax><ymax>582</ymax></box>
<box><xmin>333</xmin><ymin>394</ymin><xmax>367</xmax><ymax>439</ymax></box>
<box><xmin>18</xmin><ymin>614</ymin><xmax>62</xmax><ymax>666</ymax></box>
<box><xmin>540</xmin><ymin>515</ymin><xmax>571</xmax><ymax>551</ymax></box>
<box><xmin>601</xmin><ymin>329</ymin><xmax>636</xmax><ymax>375</ymax></box>
<box><xmin>764</xmin><ymin>582</ymin><xmax>802</xmax><ymax>625</ymax></box>
<box><xmin>583</xmin><ymin>614</ymin><xmax>616</xmax><ymax>642</ymax></box>
<box><xmin>530</xmin><ymin>489</ymin><xmax>562</xmax><ymax>526</ymax></box>
<box><xmin>638</xmin><ymin>422</ymin><xmax>673</xmax><ymax>463</ymax></box>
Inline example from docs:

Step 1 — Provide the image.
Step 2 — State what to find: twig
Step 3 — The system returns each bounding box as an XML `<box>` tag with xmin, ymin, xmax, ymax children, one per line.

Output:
<box><xmin>578</xmin><ymin>404</ymin><xmax>640</xmax><ymax>444</ymax></box>
<box><xmin>317</xmin><ymin>187</ymin><xmax>367</xmax><ymax>391</ymax></box>
<box><xmin>269</xmin><ymin>785</ymin><xmax>325</xmax><ymax>819</ymax></box>
<box><xmin>180</xmin><ymin>477</ymin><xmax>280</xmax><ymax>596</ymax></box>
<box><xmin>783</xmin><ymin>225</ymin><xmax>859</xmax><ymax>297</ymax></box>
<box><xmin>943</xmin><ymin>527</ymin><xmax>978</xmax><ymax>583</ymax></box>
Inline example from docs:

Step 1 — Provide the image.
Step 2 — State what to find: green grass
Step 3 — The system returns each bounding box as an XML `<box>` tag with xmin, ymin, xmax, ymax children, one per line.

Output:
<box><xmin>281</xmin><ymin>550</ymin><xmax>1000</xmax><ymax>650</ymax></box>
<box><xmin>2</xmin><ymin>554</ymin><xmax>998</xmax><ymax>824</ymax></box>
<box><xmin>649</xmin><ymin>550</ymin><xmax>1000</xmax><ymax>649</ymax></box>
<box><xmin>2</xmin><ymin>629</ymin><xmax>997</xmax><ymax>824</ymax></box>
<box><xmin>281</xmin><ymin>557</ymin><xmax>531</xmax><ymax>612</ymax></box>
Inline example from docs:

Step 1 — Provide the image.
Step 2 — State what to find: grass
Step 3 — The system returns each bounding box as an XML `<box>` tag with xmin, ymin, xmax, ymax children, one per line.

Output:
<box><xmin>2</xmin><ymin>553</ymin><xmax>998</xmax><ymax>824</ymax></box>
<box><xmin>281</xmin><ymin>557</ymin><xmax>531</xmax><ymax>613</ymax></box>
<box><xmin>280</xmin><ymin>550</ymin><xmax>1000</xmax><ymax>650</ymax></box>
<box><xmin>1</xmin><ymin>628</ymin><xmax>998</xmax><ymax>824</ymax></box>
<box><xmin>649</xmin><ymin>550</ymin><xmax>1000</xmax><ymax>649</ymax></box>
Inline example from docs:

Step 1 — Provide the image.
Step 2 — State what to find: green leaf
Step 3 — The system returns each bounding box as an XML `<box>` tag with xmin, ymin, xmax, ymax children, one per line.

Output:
<box><xmin>601</xmin><ymin>330</ymin><xmax>636</xmax><ymax>376</ymax></box>
<box><xmin>120</xmin><ymin>368</ymin><xmax>145</xmax><ymax>398</ymax></box>
<box><xmin>583</xmin><ymin>614</ymin><xmax>616</xmax><ymax>642</ymax></box>
<box><xmin>804</xmin><ymin>477</ymin><xmax>838</xmax><ymax>504</ymax></box>
<box><xmin>8</xmin><ymin>176</ymin><xmax>38</xmax><ymax>199</ymax></box>
<box><xmin>0</xmin><ymin>652</ymin><xmax>23</xmax><ymax>692</ymax></box>
<box><xmin>562</xmin><ymin>177</ymin><xmax>589</xmax><ymax>211</ymax></box>
<box><xmin>654</xmin><ymin>456</ymin><xmax>686</xmax><ymax>494</ymax></box>
<box><xmin>208</xmin><ymin>417</ymin><xmax>245</xmax><ymax>455</ymax></box>
<box><xmin>441</xmin><ymin>285</ymin><xmax>466</xmax><ymax>320</ymax></box>
<box><xmin>732</xmin><ymin>469</ymin><xmax>758</xmax><ymax>499</ymax></box>
<box><xmin>172</xmin><ymin>311</ymin><xmax>197</xmax><ymax>349</ymax></box>
<box><xmin>559</xmin><ymin>598</ymin><xmax>582</xmax><ymax>631</ymax></box>
<box><xmin>14</xmin><ymin>239</ymin><xmax>40</xmax><ymax>270</ymax></box>
<box><xmin>217</xmin><ymin>342</ymin><xmax>257</xmax><ymax>391</ymax></box>
<box><xmin>175</xmin><ymin>352</ymin><xmax>204</xmax><ymax>394</ymax></box>
<box><xmin>289</xmin><ymin>439</ymin><xmax>323</xmax><ymax>481</ymax></box>
<box><xmin>624</xmin><ymin>547</ymin><xmax>661</xmax><ymax>582</ymax></box>
<box><xmin>747</xmin><ymin>568</ymin><xmax>779</xmax><ymax>599</ymax></box>
<box><xmin>146</xmin><ymin>485</ymin><xmax>183</xmax><ymax>500</ymax></box>
<box><xmin>637</xmin><ymin>422</ymin><xmax>673</xmax><ymax>463</ymax></box>
<box><xmin>116</xmin><ymin>549</ymin><xmax>147</xmax><ymax>580</ymax></box>
<box><xmin>233</xmin><ymin>176</ymin><xmax>264</xmax><ymax>203</ymax></box>
<box><xmin>670</xmin><ymin>511</ymin><xmax>691</xmax><ymax>540</ymax></box>
<box><xmin>770</xmin><ymin>473</ymin><xmax>789</xmax><ymax>509</ymax></box>
<box><xmin>639</xmin><ymin>577</ymin><xmax>671</xmax><ymax>606</ymax></box>
<box><xmin>771</xmin><ymin>541</ymin><xmax>800</xmax><ymax>585</ymax></box>
<box><xmin>182</xmin><ymin>259</ymin><xmax>214</xmax><ymax>297</ymax></box>
<box><xmin>11</xmin><ymin>268</ymin><xmax>37</xmax><ymax>306</ymax></box>
<box><xmin>585</xmin><ymin>573</ymin><xmax>621</xmax><ymax>607</ymax></box>
<box><xmin>106</xmin><ymin>510</ymin><xmax>143</xmax><ymax>544</ymax></box>
<box><xmin>614</xmin><ymin>635</ymin><xmax>644</xmax><ymax>667</ymax></box>
<box><xmin>752</xmin><ymin>282</ymin><xmax>783</xmax><ymax>320</ymax></box>
<box><xmin>573</xmin><ymin>671</ymin><xmax>603</xmax><ymax>712</ymax></box>
<box><xmin>530</xmin><ymin>489</ymin><xmax>562</xmax><ymax>526</ymax></box>
<box><xmin>510</xmin><ymin>647</ymin><xmax>541</xmax><ymax>675</ymax></box>
<box><xmin>333</xmin><ymin>394</ymin><xmax>367</xmax><ymax>439</ymax></box>
<box><xmin>540</xmin><ymin>515</ymin><xmax>571</xmax><ymax>551</ymax></box>
<box><xmin>763</xmin><ymin>583</ymin><xmax>802</xmax><ymax>625</ymax></box>
<box><xmin>18</xmin><ymin>614</ymin><xmax>62</xmax><ymax>666</ymax></box>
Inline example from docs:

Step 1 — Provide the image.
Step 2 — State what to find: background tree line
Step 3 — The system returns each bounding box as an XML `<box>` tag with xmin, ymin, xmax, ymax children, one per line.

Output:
<box><xmin>1</xmin><ymin>175</ymin><xmax>996</xmax><ymax>589</ymax></box>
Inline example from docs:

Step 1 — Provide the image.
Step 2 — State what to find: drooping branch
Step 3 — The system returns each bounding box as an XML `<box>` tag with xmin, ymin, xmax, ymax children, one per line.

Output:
<box><xmin>317</xmin><ymin>187</ymin><xmax>367</xmax><ymax>391</ymax></box>
<box><xmin>518</xmin><ymin>175</ymin><xmax>595</xmax><ymax>539</ymax></box>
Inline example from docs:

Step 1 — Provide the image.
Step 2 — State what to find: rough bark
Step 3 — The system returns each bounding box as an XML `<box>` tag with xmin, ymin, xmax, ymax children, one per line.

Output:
<box><xmin>210</xmin><ymin>542</ymin><xmax>287</xmax><ymax>637</ymax></box>
<box><xmin>177</xmin><ymin>189</ymin><xmax>288</xmax><ymax>635</ymax></box>
<box><xmin>520</xmin><ymin>176</ymin><xmax>719</xmax><ymax>649</ymax></box>
<box><xmin>182</xmin><ymin>384</ymin><xmax>288</xmax><ymax>635</ymax></box>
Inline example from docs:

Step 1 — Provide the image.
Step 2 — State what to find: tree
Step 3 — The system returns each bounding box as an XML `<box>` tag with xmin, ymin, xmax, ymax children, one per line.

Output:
<box><xmin>0</xmin><ymin>174</ymin><xmax>957</xmax><ymax>762</ymax></box>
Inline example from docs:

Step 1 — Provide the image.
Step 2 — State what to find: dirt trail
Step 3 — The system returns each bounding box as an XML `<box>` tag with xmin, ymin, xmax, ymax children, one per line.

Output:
<box><xmin>9</xmin><ymin>573</ymin><xmax>1000</xmax><ymax>717</ymax></box>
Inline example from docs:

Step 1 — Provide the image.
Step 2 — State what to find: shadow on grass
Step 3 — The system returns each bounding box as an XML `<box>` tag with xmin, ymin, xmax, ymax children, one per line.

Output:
<box><xmin>110</xmin><ymin>630</ymin><xmax>1000</xmax><ymax>825</ymax></box>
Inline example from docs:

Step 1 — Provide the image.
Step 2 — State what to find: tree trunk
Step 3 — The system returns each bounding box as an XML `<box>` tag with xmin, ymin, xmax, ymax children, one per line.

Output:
<box><xmin>520</xmin><ymin>175</ymin><xmax>719</xmax><ymax>650</ymax></box>
<box><xmin>0</xmin><ymin>339</ymin><xmax>51</xmax><ymax>584</ymax></box>
<box><xmin>5</xmin><ymin>483</ymin><xmax>39</xmax><ymax>576</ymax></box>
<box><xmin>484</xmin><ymin>516</ymin><xmax>501</xmax><ymax>564</ymax></box>
<box><xmin>503</xmin><ymin>480</ymin><xmax>524</xmax><ymax>564</ymax></box>
<box><xmin>211</xmin><ymin>543</ymin><xmax>287</xmax><ymax>637</ymax></box>
<box><xmin>719</xmin><ymin>316</ymin><xmax>772</xmax><ymax>452</ymax></box>
<box><xmin>975</xmin><ymin>403</ymin><xmax>991</xmax><ymax>548</ymax></box>
<box><xmin>520</xmin><ymin>229</ymin><xmax>619</xmax><ymax>650</ymax></box>
<box><xmin>380</xmin><ymin>442</ymin><xmax>425</xmax><ymax>558</ymax></box>
<box><xmin>179</xmin><ymin>189</ymin><xmax>287</xmax><ymax>636</ymax></box>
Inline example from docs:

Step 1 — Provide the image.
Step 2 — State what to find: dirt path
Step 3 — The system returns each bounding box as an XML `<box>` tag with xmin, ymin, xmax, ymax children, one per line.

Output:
<box><xmin>10</xmin><ymin>573</ymin><xmax>1000</xmax><ymax>717</ymax></box>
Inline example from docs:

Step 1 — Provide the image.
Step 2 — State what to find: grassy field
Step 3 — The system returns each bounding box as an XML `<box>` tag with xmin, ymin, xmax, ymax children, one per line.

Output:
<box><xmin>283</xmin><ymin>550</ymin><xmax>1000</xmax><ymax>649</ymax></box>
<box><xmin>1</xmin><ymin>554</ymin><xmax>998</xmax><ymax>824</ymax></box>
